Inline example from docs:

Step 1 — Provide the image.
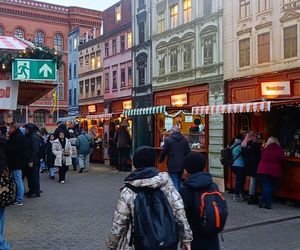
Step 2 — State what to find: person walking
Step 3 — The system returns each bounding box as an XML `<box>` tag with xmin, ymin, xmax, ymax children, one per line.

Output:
<box><xmin>241</xmin><ymin>131</ymin><xmax>261</xmax><ymax>204</ymax></box>
<box><xmin>24</xmin><ymin>123</ymin><xmax>41</xmax><ymax>198</ymax></box>
<box><xmin>6</xmin><ymin>122</ymin><xmax>26</xmax><ymax>206</ymax></box>
<box><xmin>45</xmin><ymin>134</ymin><xmax>56</xmax><ymax>179</ymax></box>
<box><xmin>114</xmin><ymin>119</ymin><xmax>132</xmax><ymax>172</ymax></box>
<box><xmin>257</xmin><ymin>136</ymin><xmax>286</xmax><ymax>209</ymax></box>
<box><xmin>76</xmin><ymin>131</ymin><xmax>93</xmax><ymax>173</ymax></box>
<box><xmin>231</xmin><ymin>134</ymin><xmax>246</xmax><ymax>202</ymax></box>
<box><xmin>52</xmin><ymin>132</ymin><xmax>72</xmax><ymax>184</ymax></box>
<box><xmin>107</xmin><ymin>146</ymin><xmax>192</xmax><ymax>250</ymax></box>
<box><xmin>108</xmin><ymin>122</ymin><xmax>118</xmax><ymax>170</ymax></box>
<box><xmin>39</xmin><ymin>127</ymin><xmax>48</xmax><ymax>173</ymax></box>
<box><xmin>159</xmin><ymin>126</ymin><xmax>191</xmax><ymax>191</ymax></box>
<box><xmin>68</xmin><ymin>129</ymin><xmax>78</xmax><ymax>171</ymax></box>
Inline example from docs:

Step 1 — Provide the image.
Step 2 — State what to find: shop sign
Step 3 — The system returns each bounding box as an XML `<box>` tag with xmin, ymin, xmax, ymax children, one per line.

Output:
<box><xmin>123</xmin><ymin>100</ymin><xmax>132</xmax><ymax>110</ymax></box>
<box><xmin>88</xmin><ymin>105</ymin><xmax>96</xmax><ymax>113</ymax></box>
<box><xmin>261</xmin><ymin>81</ymin><xmax>291</xmax><ymax>97</ymax></box>
<box><xmin>0</xmin><ymin>80</ymin><xmax>19</xmax><ymax>110</ymax></box>
<box><xmin>185</xmin><ymin>116</ymin><xmax>193</xmax><ymax>123</ymax></box>
<box><xmin>165</xmin><ymin>117</ymin><xmax>173</xmax><ymax>131</ymax></box>
<box><xmin>171</xmin><ymin>94</ymin><xmax>188</xmax><ymax>107</ymax></box>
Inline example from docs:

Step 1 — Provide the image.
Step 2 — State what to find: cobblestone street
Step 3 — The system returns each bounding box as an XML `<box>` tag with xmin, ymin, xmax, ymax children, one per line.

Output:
<box><xmin>4</xmin><ymin>165</ymin><xmax>300</xmax><ymax>250</ymax></box>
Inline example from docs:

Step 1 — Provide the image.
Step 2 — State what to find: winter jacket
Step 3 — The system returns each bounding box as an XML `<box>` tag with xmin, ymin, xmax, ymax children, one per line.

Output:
<box><xmin>6</xmin><ymin>129</ymin><xmax>26</xmax><ymax>171</ymax></box>
<box><xmin>24</xmin><ymin>132</ymin><xmax>41</xmax><ymax>165</ymax></box>
<box><xmin>76</xmin><ymin>133</ymin><xmax>93</xmax><ymax>155</ymax></box>
<box><xmin>107</xmin><ymin>167</ymin><xmax>193</xmax><ymax>250</ymax></box>
<box><xmin>69</xmin><ymin>138</ymin><xmax>77</xmax><ymax>158</ymax></box>
<box><xmin>0</xmin><ymin>134</ymin><xmax>7</xmax><ymax>171</ymax></box>
<box><xmin>115</xmin><ymin>127</ymin><xmax>132</xmax><ymax>149</ymax></box>
<box><xmin>242</xmin><ymin>140</ymin><xmax>261</xmax><ymax>177</ymax></box>
<box><xmin>231</xmin><ymin>139</ymin><xmax>244</xmax><ymax>167</ymax></box>
<box><xmin>46</xmin><ymin>141</ymin><xmax>56</xmax><ymax>168</ymax></box>
<box><xmin>52</xmin><ymin>138</ymin><xmax>72</xmax><ymax>167</ymax></box>
<box><xmin>257</xmin><ymin>143</ymin><xmax>286</xmax><ymax>177</ymax></box>
<box><xmin>159</xmin><ymin>132</ymin><xmax>191</xmax><ymax>173</ymax></box>
<box><xmin>180</xmin><ymin>172</ymin><xmax>220</xmax><ymax>250</ymax></box>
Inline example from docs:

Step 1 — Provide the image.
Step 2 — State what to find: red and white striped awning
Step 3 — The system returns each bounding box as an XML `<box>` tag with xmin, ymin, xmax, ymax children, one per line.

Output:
<box><xmin>192</xmin><ymin>101</ymin><xmax>271</xmax><ymax>115</ymax></box>
<box><xmin>86</xmin><ymin>113</ymin><xmax>112</xmax><ymax>120</ymax></box>
<box><xmin>0</xmin><ymin>36</ymin><xmax>30</xmax><ymax>50</ymax></box>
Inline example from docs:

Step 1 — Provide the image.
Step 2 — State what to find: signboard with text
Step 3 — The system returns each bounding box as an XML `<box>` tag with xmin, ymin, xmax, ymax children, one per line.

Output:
<box><xmin>0</xmin><ymin>80</ymin><xmax>19</xmax><ymax>110</ymax></box>
<box><xmin>261</xmin><ymin>81</ymin><xmax>292</xmax><ymax>97</ymax></box>
<box><xmin>171</xmin><ymin>94</ymin><xmax>188</xmax><ymax>106</ymax></box>
<box><xmin>12</xmin><ymin>59</ymin><xmax>56</xmax><ymax>81</ymax></box>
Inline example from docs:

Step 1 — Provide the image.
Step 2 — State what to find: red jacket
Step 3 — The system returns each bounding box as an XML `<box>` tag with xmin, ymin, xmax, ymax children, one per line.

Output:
<box><xmin>257</xmin><ymin>143</ymin><xmax>286</xmax><ymax>177</ymax></box>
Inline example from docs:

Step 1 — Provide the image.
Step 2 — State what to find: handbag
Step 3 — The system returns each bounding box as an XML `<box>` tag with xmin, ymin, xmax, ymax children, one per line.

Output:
<box><xmin>0</xmin><ymin>171</ymin><xmax>14</xmax><ymax>208</ymax></box>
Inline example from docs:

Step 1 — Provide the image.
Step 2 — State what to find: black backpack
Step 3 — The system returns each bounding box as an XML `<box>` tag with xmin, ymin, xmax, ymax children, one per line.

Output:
<box><xmin>220</xmin><ymin>143</ymin><xmax>241</xmax><ymax>167</ymax></box>
<box><xmin>192</xmin><ymin>188</ymin><xmax>228</xmax><ymax>236</ymax></box>
<box><xmin>126</xmin><ymin>184</ymin><xmax>179</xmax><ymax>250</ymax></box>
<box><xmin>0</xmin><ymin>172</ymin><xmax>14</xmax><ymax>208</ymax></box>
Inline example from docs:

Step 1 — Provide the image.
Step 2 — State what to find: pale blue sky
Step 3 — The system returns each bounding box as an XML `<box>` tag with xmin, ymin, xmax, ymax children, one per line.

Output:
<box><xmin>37</xmin><ymin>0</ymin><xmax>120</xmax><ymax>11</ymax></box>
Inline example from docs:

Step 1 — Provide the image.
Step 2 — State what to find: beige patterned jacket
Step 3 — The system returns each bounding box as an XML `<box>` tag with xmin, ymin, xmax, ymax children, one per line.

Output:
<box><xmin>107</xmin><ymin>172</ymin><xmax>193</xmax><ymax>250</ymax></box>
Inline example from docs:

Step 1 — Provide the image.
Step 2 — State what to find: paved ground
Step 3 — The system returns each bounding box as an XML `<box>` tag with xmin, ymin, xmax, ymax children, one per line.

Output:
<box><xmin>4</xmin><ymin>165</ymin><xmax>300</xmax><ymax>250</ymax></box>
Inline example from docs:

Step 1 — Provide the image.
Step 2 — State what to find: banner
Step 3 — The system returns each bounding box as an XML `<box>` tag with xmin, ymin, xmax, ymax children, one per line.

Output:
<box><xmin>0</xmin><ymin>80</ymin><xmax>19</xmax><ymax>110</ymax></box>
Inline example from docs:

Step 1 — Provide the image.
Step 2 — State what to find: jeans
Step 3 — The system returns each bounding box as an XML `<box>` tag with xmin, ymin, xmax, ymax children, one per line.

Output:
<box><xmin>12</xmin><ymin>170</ymin><xmax>24</xmax><ymax>203</ymax></box>
<box><xmin>78</xmin><ymin>154</ymin><xmax>90</xmax><ymax>170</ymax></box>
<box><xmin>58</xmin><ymin>165</ymin><xmax>68</xmax><ymax>182</ymax></box>
<box><xmin>260</xmin><ymin>174</ymin><xmax>280</xmax><ymax>208</ymax></box>
<box><xmin>118</xmin><ymin>148</ymin><xmax>130</xmax><ymax>171</ymax></box>
<box><xmin>0</xmin><ymin>208</ymin><xmax>10</xmax><ymax>250</ymax></box>
<box><xmin>249</xmin><ymin>177</ymin><xmax>256</xmax><ymax>196</ymax></box>
<box><xmin>169</xmin><ymin>172</ymin><xmax>182</xmax><ymax>191</ymax></box>
<box><xmin>49</xmin><ymin>167</ymin><xmax>56</xmax><ymax>178</ymax></box>
<box><xmin>40</xmin><ymin>161</ymin><xmax>47</xmax><ymax>171</ymax></box>
<box><xmin>231</xmin><ymin>166</ymin><xmax>246</xmax><ymax>196</ymax></box>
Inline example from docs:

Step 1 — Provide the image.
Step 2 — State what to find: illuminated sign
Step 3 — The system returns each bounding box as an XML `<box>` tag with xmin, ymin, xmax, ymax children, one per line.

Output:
<box><xmin>171</xmin><ymin>94</ymin><xmax>188</xmax><ymax>107</ymax></box>
<box><xmin>88</xmin><ymin>105</ymin><xmax>96</xmax><ymax>113</ymax></box>
<box><xmin>123</xmin><ymin>100</ymin><xmax>132</xmax><ymax>110</ymax></box>
<box><xmin>261</xmin><ymin>81</ymin><xmax>291</xmax><ymax>97</ymax></box>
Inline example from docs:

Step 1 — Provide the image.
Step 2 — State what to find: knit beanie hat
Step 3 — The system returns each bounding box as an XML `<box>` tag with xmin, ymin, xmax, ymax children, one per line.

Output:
<box><xmin>184</xmin><ymin>152</ymin><xmax>206</xmax><ymax>174</ymax></box>
<box><xmin>133</xmin><ymin>146</ymin><xmax>156</xmax><ymax>169</ymax></box>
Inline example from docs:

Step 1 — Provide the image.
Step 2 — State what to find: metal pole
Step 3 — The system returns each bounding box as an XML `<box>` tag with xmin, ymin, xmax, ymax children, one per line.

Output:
<box><xmin>57</xmin><ymin>84</ymin><xmax>59</xmax><ymax>122</ymax></box>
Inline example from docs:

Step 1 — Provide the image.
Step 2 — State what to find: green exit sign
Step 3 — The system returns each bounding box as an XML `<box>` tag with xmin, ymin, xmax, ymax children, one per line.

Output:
<box><xmin>12</xmin><ymin>59</ymin><xmax>56</xmax><ymax>81</ymax></box>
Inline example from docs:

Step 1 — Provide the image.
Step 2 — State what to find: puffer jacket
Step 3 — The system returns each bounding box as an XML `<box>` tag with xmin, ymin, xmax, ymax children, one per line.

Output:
<box><xmin>52</xmin><ymin>138</ymin><xmax>72</xmax><ymax>167</ymax></box>
<box><xmin>231</xmin><ymin>139</ymin><xmax>244</xmax><ymax>167</ymax></box>
<box><xmin>107</xmin><ymin>167</ymin><xmax>193</xmax><ymax>250</ymax></box>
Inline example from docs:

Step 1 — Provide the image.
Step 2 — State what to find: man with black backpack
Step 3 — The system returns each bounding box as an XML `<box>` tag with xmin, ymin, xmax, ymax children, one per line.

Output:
<box><xmin>107</xmin><ymin>146</ymin><xmax>192</xmax><ymax>250</ymax></box>
<box><xmin>180</xmin><ymin>152</ymin><xmax>228</xmax><ymax>250</ymax></box>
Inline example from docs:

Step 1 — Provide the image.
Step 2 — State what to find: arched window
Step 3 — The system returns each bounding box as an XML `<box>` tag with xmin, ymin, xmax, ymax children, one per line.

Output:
<box><xmin>0</xmin><ymin>26</ymin><xmax>4</xmax><ymax>36</ymax></box>
<box><xmin>54</xmin><ymin>33</ymin><xmax>63</xmax><ymax>52</ymax></box>
<box><xmin>34</xmin><ymin>110</ymin><xmax>47</xmax><ymax>124</ymax></box>
<box><xmin>35</xmin><ymin>31</ymin><xmax>45</xmax><ymax>46</ymax></box>
<box><xmin>14</xmin><ymin>28</ymin><xmax>24</xmax><ymax>39</ymax></box>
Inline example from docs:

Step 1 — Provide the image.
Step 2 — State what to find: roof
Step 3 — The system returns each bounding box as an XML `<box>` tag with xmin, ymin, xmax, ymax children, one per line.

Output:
<box><xmin>0</xmin><ymin>36</ymin><xmax>32</xmax><ymax>50</ymax></box>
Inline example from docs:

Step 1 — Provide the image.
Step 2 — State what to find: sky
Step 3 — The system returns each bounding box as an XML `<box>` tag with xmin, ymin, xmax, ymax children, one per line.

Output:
<box><xmin>36</xmin><ymin>0</ymin><xmax>120</xmax><ymax>11</ymax></box>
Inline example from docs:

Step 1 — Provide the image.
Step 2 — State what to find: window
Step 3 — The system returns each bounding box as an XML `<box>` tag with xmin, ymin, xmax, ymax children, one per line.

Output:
<box><xmin>239</xmin><ymin>38</ymin><xmax>250</xmax><ymax>67</ymax></box>
<box><xmin>79</xmin><ymin>57</ymin><xmax>83</xmax><ymax>67</ymax></box>
<box><xmin>170</xmin><ymin>47</ymin><xmax>178</xmax><ymax>72</ymax></box>
<box><xmin>170</xmin><ymin>5</ymin><xmax>179</xmax><ymax>29</ymax></box>
<box><xmin>34</xmin><ymin>31</ymin><xmax>44</xmax><ymax>46</ymax></box>
<box><xmin>120</xmin><ymin>35</ymin><xmax>125</xmax><ymax>52</ymax></box>
<box><xmin>96</xmin><ymin>76</ymin><xmax>102</xmax><ymax>96</ymax></box>
<box><xmin>34</xmin><ymin>111</ymin><xmax>46</xmax><ymax>124</ymax></box>
<box><xmin>105</xmin><ymin>42</ymin><xmax>109</xmax><ymax>57</ymax></box>
<box><xmin>105</xmin><ymin>73</ymin><xmax>110</xmax><ymax>91</ymax></box>
<box><xmin>204</xmin><ymin>0</ymin><xmax>212</xmax><ymax>16</ymax></box>
<box><xmin>128</xmin><ymin>67</ymin><xmax>132</xmax><ymax>86</ymax></box>
<box><xmin>115</xmin><ymin>4</ymin><xmax>121</xmax><ymax>22</ymax></box>
<box><xmin>183</xmin><ymin>0</ymin><xmax>192</xmax><ymax>23</ymax></box>
<box><xmin>91</xmin><ymin>52</ymin><xmax>96</xmax><ymax>69</ymax></box>
<box><xmin>73</xmin><ymin>38</ymin><xmax>78</xmax><ymax>50</ymax></box>
<box><xmin>96</xmin><ymin>50</ymin><xmax>101</xmax><ymax>68</ymax></box>
<box><xmin>91</xmin><ymin>78</ymin><xmax>95</xmax><ymax>96</ymax></box>
<box><xmin>239</xmin><ymin>0</ymin><xmax>250</xmax><ymax>19</ymax></box>
<box><xmin>158</xmin><ymin>52</ymin><xmax>165</xmax><ymax>75</ymax></box>
<box><xmin>73</xmin><ymin>64</ymin><xmax>77</xmax><ymax>77</ymax></box>
<box><xmin>73</xmin><ymin>88</ymin><xmax>77</xmax><ymax>105</ymax></box>
<box><xmin>112</xmin><ymin>39</ymin><xmax>117</xmax><ymax>54</ymax></box>
<box><xmin>79</xmin><ymin>81</ymin><xmax>83</xmax><ymax>95</ymax></box>
<box><xmin>121</xmin><ymin>68</ymin><xmax>126</xmax><ymax>88</ymax></box>
<box><xmin>138</xmin><ymin>0</ymin><xmax>145</xmax><ymax>8</ymax></box>
<box><xmin>85</xmin><ymin>55</ymin><xmax>89</xmax><ymax>65</ymax></box>
<box><xmin>0</xmin><ymin>26</ymin><xmax>4</xmax><ymax>36</ymax></box>
<box><xmin>85</xmin><ymin>80</ymin><xmax>90</xmax><ymax>96</ymax></box>
<box><xmin>258</xmin><ymin>33</ymin><xmax>270</xmax><ymax>63</ymax></box>
<box><xmin>138</xmin><ymin>22</ymin><xmax>145</xmax><ymax>44</ymax></box>
<box><xmin>69</xmin><ymin>89</ymin><xmax>72</xmax><ymax>105</ymax></box>
<box><xmin>183</xmin><ymin>43</ymin><xmax>192</xmax><ymax>69</ymax></box>
<box><xmin>14</xmin><ymin>28</ymin><xmax>24</xmax><ymax>39</ymax></box>
<box><xmin>127</xmin><ymin>32</ymin><xmax>132</xmax><ymax>48</ymax></box>
<box><xmin>112</xmin><ymin>70</ymin><xmax>117</xmax><ymax>90</ymax></box>
<box><xmin>158</xmin><ymin>12</ymin><xmax>165</xmax><ymax>33</ymax></box>
<box><xmin>69</xmin><ymin>63</ymin><xmax>72</xmax><ymax>80</ymax></box>
<box><xmin>138</xmin><ymin>63</ymin><xmax>145</xmax><ymax>85</ymax></box>
<box><xmin>284</xmin><ymin>25</ymin><xmax>297</xmax><ymax>59</ymax></box>
<box><xmin>258</xmin><ymin>0</ymin><xmax>269</xmax><ymax>12</ymax></box>
<box><xmin>54</xmin><ymin>34</ymin><xmax>63</xmax><ymax>52</ymax></box>
<box><xmin>204</xmin><ymin>37</ymin><xmax>213</xmax><ymax>65</ymax></box>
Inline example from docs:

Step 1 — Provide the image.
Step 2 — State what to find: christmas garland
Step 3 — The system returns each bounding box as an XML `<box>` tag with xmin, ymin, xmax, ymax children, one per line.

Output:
<box><xmin>0</xmin><ymin>46</ymin><xmax>62</xmax><ymax>73</ymax></box>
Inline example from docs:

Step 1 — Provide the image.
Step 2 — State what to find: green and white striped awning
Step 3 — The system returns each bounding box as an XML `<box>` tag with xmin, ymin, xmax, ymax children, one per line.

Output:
<box><xmin>123</xmin><ymin>105</ymin><xmax>166</xmax><ymax>116</ymax></box>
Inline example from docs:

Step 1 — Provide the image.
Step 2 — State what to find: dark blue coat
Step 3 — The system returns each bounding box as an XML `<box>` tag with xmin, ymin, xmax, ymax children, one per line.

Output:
<box><xmin>180</xmin><ymin>172</ymin><xmax>220</xmax><ymax>250</ymax></box>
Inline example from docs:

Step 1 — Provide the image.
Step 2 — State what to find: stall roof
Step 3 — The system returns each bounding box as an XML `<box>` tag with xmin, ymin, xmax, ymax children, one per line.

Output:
<box><xmin>0</xmin><ymin>36</ymin><xmax>33</xmax><ymax>50</ymax></box>
<box><xmin>123</xmin><ymin>106</ymin><xmax>167</xmax><ymax>116</ymax></box>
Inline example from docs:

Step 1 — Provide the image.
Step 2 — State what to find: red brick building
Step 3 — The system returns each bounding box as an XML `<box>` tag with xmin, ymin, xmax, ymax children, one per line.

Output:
<box><xmin>0</xmin><ymin>0</ymin><xmax>102</xmax><ymax>128</ymax></box>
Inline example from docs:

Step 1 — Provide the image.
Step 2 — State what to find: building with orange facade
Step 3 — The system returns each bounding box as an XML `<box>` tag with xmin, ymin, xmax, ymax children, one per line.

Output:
<box><xmin>0</xmin><ymin>0</ymin><xmax>102</xmax><ymax>128</ymax></box>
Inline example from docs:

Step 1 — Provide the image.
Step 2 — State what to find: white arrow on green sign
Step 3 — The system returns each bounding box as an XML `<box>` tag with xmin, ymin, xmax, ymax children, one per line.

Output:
<box><xmin>12</xmin><ymin>59</ymin><xmax>57</xmax><ymax>81</ymax></box>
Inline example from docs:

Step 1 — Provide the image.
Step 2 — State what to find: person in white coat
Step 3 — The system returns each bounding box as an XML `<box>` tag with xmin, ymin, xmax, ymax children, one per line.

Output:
<box><xmin>52</xmin><ymin>132</ymin><xmax>72</xmax><ymax>183</ymax></box>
